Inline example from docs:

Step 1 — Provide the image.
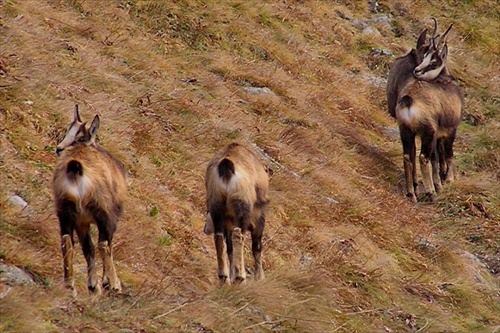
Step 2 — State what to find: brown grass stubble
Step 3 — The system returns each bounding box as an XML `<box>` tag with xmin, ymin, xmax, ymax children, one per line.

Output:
<box><xmin>1</xmin><ymin>0</ymin><xmax>499</xmax><ymax>332</ymax></box>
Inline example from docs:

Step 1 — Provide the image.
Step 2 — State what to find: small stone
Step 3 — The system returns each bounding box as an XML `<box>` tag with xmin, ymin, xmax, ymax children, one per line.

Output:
<box><xmin>0</xmin><ymin>263</ymin><xmax>35</xmax><ymax>286</ymax></box>
<box><xmin>243</xmin><ymin>87</ymin><xmax>275</xmax><ymax>95</ymax></box>
<box><xmin>8</xmin><ymin>195</ymin><xmax>28</xmax><ymax>211</ymax></box>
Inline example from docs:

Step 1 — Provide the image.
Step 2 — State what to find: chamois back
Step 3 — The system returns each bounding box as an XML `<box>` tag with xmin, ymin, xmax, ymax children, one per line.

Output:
<box><xmin>206</xmin><ymin>142</ymin><xmax>269</xmax><ymax>232</ymax></box>
<box><xmin>205</xmin><ymin>142</ymin><xmax>269</xmax><ymax>285</ymax></box>
<box><xmin>53</xmin><ymin>144</ymin><xmax>126</xmax><ymax>218</ymax></box>
<box><xmin>396</xmin><ymin>78</ymin><xmax>463</xmax><ymax>133</ymax></box>
<box><xmin>53</xmin><ymin>105</ymin><xmax>126</xmax><ymax>294</ymax></box>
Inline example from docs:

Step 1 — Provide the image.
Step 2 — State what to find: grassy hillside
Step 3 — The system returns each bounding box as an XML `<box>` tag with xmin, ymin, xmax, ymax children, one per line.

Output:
<box><xmin>1</xmin><ymin>0</ymin><xmax>499</xmax><ymax>332</ymax></box>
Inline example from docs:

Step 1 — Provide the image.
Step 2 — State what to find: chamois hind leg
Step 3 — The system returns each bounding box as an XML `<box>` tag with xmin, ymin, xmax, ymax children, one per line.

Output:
<box><xmin>251</xmin><ymin>214</ymin><xmax>265</xmax><ymax>281</ymax></box>
<box><xmin>225</xmin><ymin>228</ymin><xmax>235</xmax><ymax>284</ymax></box>
<box><xmin>232</xmin><ymin>199</ymin><xmax>251</xmax><ymax>283</ymax></box>
<box><xmin>437</xmin><ymin>138</ymin><xmax>447</xmax><ymax>185</ymax></box>
<box><xmin>92</xmin><ymin>206</ymin><xmax>121</xmax><ymax>292</ymax></box>
<box><xmin>442</xmin><ymin>129</ymin><xmax>458</xmax><ymax>183</ymax></box>
<box><xmin>400</xmin><ymin>126</ymin><xmax>417</xmax><ymax>202</ymax></box>
<box><xmin>432</xmin><ymin>139</ymin><xmax>443</xmax><ymax>193</ymax></box>
<box><xmin>420</xmin><ymin>130</ymin><xmax>438</xmax><ymax>202</ymax></box>
<box><xmin>57</xmin><ymin>200</ymin><xmax>77</xmax><ymax>295</ymax></box>
<box><xmin>75</xmin><ymin>221</ymin><xmax>100</xmax><ymax>294</ymax></box>
<box><xmin>232</xmin><ymin>227</ymin><xmax>245</xmax><ymax>283</ymax></box>
<box><xmin>210</xmin><ymin>206</ymin><xmax>230</xmax><ymax>285</ymax></box>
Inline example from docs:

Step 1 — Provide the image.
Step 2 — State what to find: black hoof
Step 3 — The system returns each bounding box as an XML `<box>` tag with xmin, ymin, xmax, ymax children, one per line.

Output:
<box><xmin>88</xmin><ymin>285</ymin><xmax>98</xmax><ymax>293</ymax></box>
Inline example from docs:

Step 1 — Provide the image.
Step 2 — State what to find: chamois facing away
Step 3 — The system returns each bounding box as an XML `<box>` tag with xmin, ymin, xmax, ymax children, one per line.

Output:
<box><xmin>53</xmin><ymin>105</ymin><xmax>126</xmax><ymax>294</ymax></box>
<box><xmin>390</xmin><ymin>24</ymin><xmax>464</xmax><ymax>202</ymax></box>
<box><xmin>205</xmin><ymin>143</ymin><xmax>269</xmax><ymax>285</ymax></box>
<box><xmin>387</xmin><ymin>18</ymin><xmax>452</xmax><ymax>118</ymax></box>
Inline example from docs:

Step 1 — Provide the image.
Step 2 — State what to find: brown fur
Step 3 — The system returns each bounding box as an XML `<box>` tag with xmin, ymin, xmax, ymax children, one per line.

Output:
<box><xmin>395</xmin><ymin>67</ymin><xmax>463</xmax><ymax>202</ymax></box>
<box><xmin>205</xmin><ymin>142</ymin><xmax>269</xmax><ymax>285</ymax></box>
<box><xmin>53</xmin><ymin>106</ymin><xmax>126</xmax><ymax>295</ymax></box>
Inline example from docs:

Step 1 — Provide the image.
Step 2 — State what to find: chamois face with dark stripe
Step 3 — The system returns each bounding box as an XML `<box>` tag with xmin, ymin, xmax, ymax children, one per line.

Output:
<box><xmin>205</xmin><ymin>142</ymin><xmax>269</xmax><ymax>285</ymax></box>
<box><xmin>414</xmin><ymin>43</ymin><xmax>448</xmax><ymax>81</ymax></box>
<box><xmin>56</xmin><ymin>105</ymin><xmax>97</xmax><ymax>156</ymax></box>
<box><xmin>53</xmin><ymin>105</ymin><xmax>126</xmax><ymax>295</ymax></box>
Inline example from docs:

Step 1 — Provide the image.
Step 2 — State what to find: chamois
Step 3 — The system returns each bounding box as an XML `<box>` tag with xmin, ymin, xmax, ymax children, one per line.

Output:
<box><xmin>387</xmin><ymin>18</ymin><xmax>452</xmax><ymax>118</ymax></box>
<box><xmin>389</xmin><ymin>24</ymin><xmax>464</xmax><ymax>202</ymax></box>
<box><xmin>205</xmin><ymin>143</ymin><xmax>269</xmax><ymax>285</ymax></box>
<box><xmin>53</xmin><ymin>105</ymin><xmax>126</xmax><ymax>294</ymax></box>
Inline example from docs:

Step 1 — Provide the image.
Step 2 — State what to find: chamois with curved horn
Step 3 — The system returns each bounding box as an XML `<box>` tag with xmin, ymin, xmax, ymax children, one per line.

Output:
<box><xmin>205</xmin><ymin>142</ymin><xmax>269</xmax><ymax>285</ymax></box>
<box><xmin>387</xmin><ymin>18</ymin><xmax>452</xmax><ymax>118</ymax></box>
<box><xmin>53</xmin><ymin>105</ymin><xmax>126</xmax><ymax>294</ymax></box>
<box><xmin>392</xmin><ymin>27</ymin><xmax>464</xmax><ymax>202</ymax></box>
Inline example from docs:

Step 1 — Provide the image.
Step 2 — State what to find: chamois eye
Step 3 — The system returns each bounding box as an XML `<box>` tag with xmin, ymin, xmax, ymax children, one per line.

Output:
<box><xmin>430</xmin><ymin>62</ymin><xmax>438</xmax><ymax>69</ymax></box>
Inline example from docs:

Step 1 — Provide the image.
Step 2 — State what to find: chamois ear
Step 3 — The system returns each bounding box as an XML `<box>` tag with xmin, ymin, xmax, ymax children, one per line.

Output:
<box><xmin>73</xmin><ymin>104</ymin><xmax>82</xmax><ymax>123</ymax></box>
<box><xmin>416</xmin><ymin>28</ymin><xmax>428</xmax><ymax>49</ymax></box>
<box><xmin>440</xmin><ymin>44</ymin><xmax>448</xmax><ymax>61</ymax></box>
<box><xmin>88</xmin><ymin>115</ymin><xmax>100</xmax><ymax>141</ymax></box>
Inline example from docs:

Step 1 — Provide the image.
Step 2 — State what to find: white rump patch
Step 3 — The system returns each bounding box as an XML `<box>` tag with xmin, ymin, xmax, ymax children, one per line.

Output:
<box><xmin>216</xmin><ymin>171</ymin><xmax>241</xmax><ymax>192</ymax></box>
<box><xmin>397</xmin><ymin>105</ymin><xmax>419</xmax><ymax>126</ymax></box>
<box><xmin>62</xmin><ymin>174</ymin><xmax>92</xmax><ymax>202</ymax></box>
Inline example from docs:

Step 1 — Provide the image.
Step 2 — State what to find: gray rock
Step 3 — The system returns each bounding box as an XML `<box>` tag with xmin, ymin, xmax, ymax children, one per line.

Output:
<box><xmin>370</xmin><ymin>48</ymin><xmax>392</xmax><ymax>56</ymax></box>
<box><xmin>299</xmin><ymin>253</ymin><xmax>314</xmax><ymax>271</ymax></box>
<box><xmin>0</xmin><ymin>263</ymin><xmax>35</xmax><ymax>286</ymax></box>
<box><xmin>243</xmin><ymin>87</ymin><xmax>275</xmax><ymax>95</ymax></box>
<box><xmin>361</xmin><ymin>74</ymin><xmax>386</xmax><ymax>88</ymax></box>
<box><xmin>8</xmin><ymin>195</ymin><xmax>28</xmax><ymax>211</ymax></box>
<box><xmin>367</xmin><ymin>16</ymin><xmax>390</xmax><ymax>26</ymax></box>
<box><xmin>417</xmin><ymin>237</ymin><xmax>437</xmax><ymax>251</ymax></box>
<box><xmin>351</xmin><ymin>16</ymin><xmax>391</xmax><ymax>33</ymax></box>
<box><xmin>383</xmin><ymin>126</ymin><xmax>399</xmax><ymax>140</ymax></box>
<box><xmin>363</xmin><ymin>26</ymin><xmax>381</xmax><ymax>36</ymax></box>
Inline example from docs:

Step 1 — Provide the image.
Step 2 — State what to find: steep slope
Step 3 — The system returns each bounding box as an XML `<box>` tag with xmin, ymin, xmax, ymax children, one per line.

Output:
<box><xmin>1</xmin><ymin>1</ymin><xmax>499</xmax><ymax>332</ymax></box>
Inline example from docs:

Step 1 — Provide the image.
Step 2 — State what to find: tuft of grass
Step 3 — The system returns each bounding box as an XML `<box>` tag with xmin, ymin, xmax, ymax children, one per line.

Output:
<box><xmin>0</xmin><ymin>0</ymin><xmax>499</xmax><ymax>332</ymax></box>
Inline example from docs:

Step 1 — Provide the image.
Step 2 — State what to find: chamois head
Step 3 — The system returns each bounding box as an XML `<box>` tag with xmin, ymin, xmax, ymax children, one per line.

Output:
<box><xmin>56</xmin><ymin>105</ymin><xmax>99</xmax><ymax>156</ymax></box>
<box><xmin>414</xmin><ymin>23</ymin><xmax>453</xmax><ymax>81</ymax></box>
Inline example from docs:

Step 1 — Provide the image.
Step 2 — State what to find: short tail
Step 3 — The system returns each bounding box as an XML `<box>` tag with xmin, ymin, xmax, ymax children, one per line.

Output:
<box><xmin>218</xmin><ymin>158</ymin><xmax>235</xmax><ymax>182</ymax></box>
<box><xmin>398</xmin><ymin>95</ymin><xmax>413</xmax><ymax>108</ymax></box>
<box><xmin>66</xmin><ymin>160</ymin><xmax>83</xmax><ymax>176</ymax></box>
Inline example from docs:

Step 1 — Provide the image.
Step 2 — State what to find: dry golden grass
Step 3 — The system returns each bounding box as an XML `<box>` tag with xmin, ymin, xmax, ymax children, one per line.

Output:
<box><xmin>1</xmin><ymin>0</ymin><xmax>499</xmax><ymax>332</ymax></box>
